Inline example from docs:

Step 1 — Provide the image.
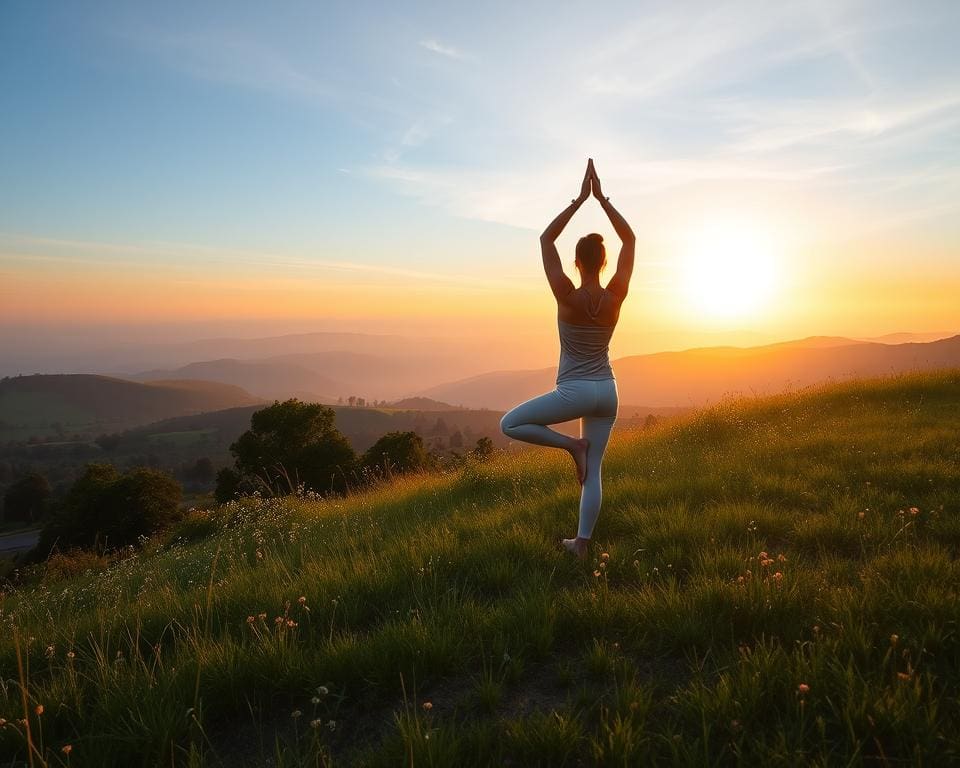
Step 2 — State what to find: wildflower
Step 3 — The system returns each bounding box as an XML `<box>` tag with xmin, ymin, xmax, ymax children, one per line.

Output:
<box><xmin>890</xmin><ymin>634</ymin><xmax>899</xmax><ymax>647</ymax></box>
<box><xmin>777</xmin><ymin>554</ymin><xmax>787</xmax><ymax>562</ymax></box>
<box><xmin>737</xmin><ymin>575</ymin><xmax>745</xmax><ymax>584</ymax></box>
<box><xmin>593</xmin><ymin>570</ymin><xmax>601</xmax><ymax>578</ymax></box>
<box><xmin>327</xmin><ymin>719</ymin><xmax>336</xmax><ymax>731</ymax></box>
<box><xmin>798</xmin><ymin>683</ymin><xmax>810</xmax><ymax>694</ymax></box>
<box><xmin>286</xmin><ymin>619</ymin><xmax>298</xmax><ymax>628</ymax></box>
<box><xmin>66</xmin><ymin>650</ymin><xmax>76</xmax><ymax>660</ymax></box>
<box><xmin>316</xmin><ymin>685</ymin><xmax>329</xmax><ymax>696</ymax></box>
<box><xmin>599</xmin><ymin>561</ymin><xmax>606</xmax><ymax>570</ymax></box>
<box><xmin>35</xmin><ymin>705</ymin><xmax>44</xmax><ymax>716</ymax></box>
<box><xmin>812</xmin><ymin>625</ymin><xmax>821</xmax><ymax>635</ymax></box>
<box><xmin>758</xmin><ymin>551</ymin><xmax>769</xmax><ymax>560</ymax></box>
<box><xmin>422</xmin><ymin>701</ymin><xmax>433</xmax><ymax>711</ymax></box>
<box><xmin>909</xmin><ymin>507</ymin><xmax>919</xmax><ymax>516</ymax></box>
<box><xmin>772</xmin><ymin>571</ymin><xmax>783</xmax><ymax>582</ymax></box>
<box><xmin>0</xmin><ymin>718</ymin><xmax>6</xmax><ymax>727</ymax></box>
<box><xmin>857</xmin><ymin>511</ymin><xmax>865</xmax><ymax>520</ymax></box>
<box><xmin>600</xmin><ymin>552</ymin><xmax>610</xmax><ymax>562</ymax></box>
<box><xmin>258</xmin><ymin>612</ymin><xmax>267</xmax><ymax>621</ymax></box>
<box><xmin>291</xmin><ymin>709</ymin><xmax>302</xmax><ymax>719</ymax></box>
<box><xmin>274</xmin><ymin>616</ymin><xmax>283</xmax><ymax>625</ymax></box>
<box><xmin>298</xmin><ymin>595</ymin><xmax>307</xmax><ymax>605</ymax></box>
<box><xmin>246</xmin><ymin>616</ymin><xmax>255</xmax><ymax>623</ymax></box>
<box><xmin>311</xmin><ymin>696</ymin><xmax>321</xmax><ymax>705</ymax></box>
<box><xmin>62</xmin><ymin>744</ymin><xmax>73</xmax><ymax>755</ymax></box>
<box><xmin>45</xmin><ymin>645</ymin><xmax>55</xmax><ymax>658</ymax></box>
<box><xmin>897</xmin><ymin>672</ymin><xmax>911</xmax><ymax>681</ymax></box>
<box><xmin>310</xmin><ymin>718</ymin><xmax>323</xmax><ymax>729</ymax></box>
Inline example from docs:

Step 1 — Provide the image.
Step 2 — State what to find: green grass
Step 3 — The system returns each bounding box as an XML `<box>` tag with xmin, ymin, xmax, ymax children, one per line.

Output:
<box><xmin>2</xmin><ymin>370</ymin><xmax>960</xmax><ymax>766</ymax></box>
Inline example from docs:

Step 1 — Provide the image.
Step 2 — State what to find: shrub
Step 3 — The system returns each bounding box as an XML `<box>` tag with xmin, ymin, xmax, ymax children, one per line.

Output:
<box><xmin>361</xmin><ymin>431</ymin><xmax>428</xmax><ymax>478</ymax></box>
<box><xmin>222</xmin><ymin>399</ymin><xmax>357</xmax><ymax>497</ymax></box>
<box><xmin>32</xmin><ymin>463</ymin><xmax>182</xmax><ymax>558</ymax></box>
<box><xmin>3</xmin><ymin>472</ymin><xmax>51</xmax><ymax>523</ymax></box>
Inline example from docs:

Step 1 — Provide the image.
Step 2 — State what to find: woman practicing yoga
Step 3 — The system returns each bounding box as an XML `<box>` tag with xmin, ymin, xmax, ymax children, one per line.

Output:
<box><xmin>500</xmin><ymin>159</ymin><xmax>635</xmax><ymax>559</ymax></box>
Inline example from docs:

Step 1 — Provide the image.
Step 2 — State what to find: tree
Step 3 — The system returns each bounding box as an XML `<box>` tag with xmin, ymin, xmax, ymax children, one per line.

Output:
<box><xmin>33</xmin><ymin>464</ymin><xmax>182</xmax><ymax>557</ymax></box>
<box><xmin>361</xmin><ymin>431</ymin><xmax>427</xmax><ymax>477</ymax></box>
<box><xmin>3</xmin><ymin>472</ymin><xmax>51</xmax><ymax>524</ymax></box>
<box><xmin>214</xmin><ymin>467</ymin><xmax>242</xmax><ymax>503</ymax></box>
<box><xmin>643</xmin><ymin>414</ymin><xmax>659</xmax><ymax>429</ymax></box>
<box><xmin>449</xmin><ymin>430</ymin><xmax>464</xmax><ymax>449</ymax></box>
<box><xmin>472</xmin><ymin>437</ymin><xmax>495</xmax><ymax>461</ymax></box>
<box><xmin>348</xmin><ymin>396</ymin><xmax>357</xmax><ymax>407</ymax></box>
<box><xmin>182</xmin><ymin>457</ymin><xmax>215</xmax><ymax>485</ymax></box>
<box><xmin>95</xmin><ymin>433</ymin><xmax>122</xmax><ymax>452</ymax></box>
<box><xmin>222</xmin><ymin>399</ymin><xmax>356</xmax><ymax>496</ymax></box>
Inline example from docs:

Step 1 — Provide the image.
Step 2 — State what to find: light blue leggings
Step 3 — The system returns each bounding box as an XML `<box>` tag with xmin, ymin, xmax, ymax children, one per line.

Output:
<box><xmin>500</xmin><ymin>378</ymin><xmax>618</xmax><ymax>539</ymax></box>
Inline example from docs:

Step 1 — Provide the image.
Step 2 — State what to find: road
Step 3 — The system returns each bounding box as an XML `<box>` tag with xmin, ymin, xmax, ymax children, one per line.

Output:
<box><xmin>0</xmin><ymin>529</ymin><xmax>40</xmax><ymax>556</ymax></box>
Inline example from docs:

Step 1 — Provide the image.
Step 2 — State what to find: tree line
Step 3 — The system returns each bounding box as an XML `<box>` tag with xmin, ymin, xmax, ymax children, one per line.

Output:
<box><xmin>4</xmin><ymin>399</ymin><xmax>495</xmax><ymax>568</ymax></box>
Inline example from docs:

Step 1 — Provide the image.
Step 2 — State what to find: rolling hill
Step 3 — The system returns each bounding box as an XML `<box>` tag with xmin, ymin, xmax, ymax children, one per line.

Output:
<box><xmin>3</xmin><ymin>369</ymin><xmax>959</xmax><ymax>764</ymax></box>
<box><xmin>0</xmin><ymin>374</ymin><xmax>264</xmax><ymax>439</ymax></box>
<box><xmin>422</xmin><ymin>333</ymin><xmax>960</xmax><ymax>409</ymax></box>
<box><xmin>129</xmin><ymin>349</ymin><xmax>485</xmax><ymax>402</ymax></box>
<box><xmin>131</xmin><ymin>359</ymin><xmax>342</xmax><ymax>403</ymax></box>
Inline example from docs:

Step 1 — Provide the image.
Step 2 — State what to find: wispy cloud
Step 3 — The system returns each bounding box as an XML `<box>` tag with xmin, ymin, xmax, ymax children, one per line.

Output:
<box><xmin>0</xmin><ymin>233</ymin><xmax>530</xmax><ymax>290</ymax></box>
<box><xmin>418</xmin><ymin>38</ymin><xmax>469</xmax><ymax>61</ymax></box>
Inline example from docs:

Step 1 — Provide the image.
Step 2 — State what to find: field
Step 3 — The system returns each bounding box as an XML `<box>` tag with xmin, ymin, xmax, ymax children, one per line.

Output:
<box><xmin>1</xmin><ymin>370</ymin><xmax>959</xmax><ymax>766</ymax></box>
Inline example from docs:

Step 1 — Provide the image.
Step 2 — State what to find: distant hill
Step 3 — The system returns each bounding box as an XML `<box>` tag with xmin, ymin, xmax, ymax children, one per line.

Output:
<box><xmin>130</xmin><ymin>349</ymin><xmax>496</xmax><ymax>403</ymax></box>
<box><xmin>856</xmin><ymin>331</ymin><xmax>957</xmax><ymax>345</ymax></box>
<box><xmin>420</xmin><ymin>334</ymin><xmax>960</xmax><ymax>409</ymax></box>
<box><xmin>388</xmin><ymin>397</ymin><xmax>462</xmax><ymax>411</ymax></box>
<box><xmin>130</xmin><ymin>359</ymin><xmax>341</xmax><ymax>403</ymax></box>
<box><xmin>0</xmin><ymin>374</ymin><xmax>263</xmax><ymax>439</ymax></box>
<box><xmin>117</xmin><ymin>401</ymin><xmax>508</xmax><ymax>455</ymax></box>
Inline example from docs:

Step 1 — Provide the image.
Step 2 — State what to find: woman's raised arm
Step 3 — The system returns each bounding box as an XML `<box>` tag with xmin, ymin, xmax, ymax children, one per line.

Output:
<box><xmin>591</xmin><ymin>163</ymin><xmax>635</xmax><ymax>300</ymax></box>
<box><xmin>540</xmin><ymin>160</ymin><xmax>592</xmax><ymax>301</ymax></box>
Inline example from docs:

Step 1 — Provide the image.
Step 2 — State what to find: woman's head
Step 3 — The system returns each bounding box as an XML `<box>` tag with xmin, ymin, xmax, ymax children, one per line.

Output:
<box><xmin>575</xmin><ymin>233</ymin><xmax>606</xmax><ymax>276</ymax></box>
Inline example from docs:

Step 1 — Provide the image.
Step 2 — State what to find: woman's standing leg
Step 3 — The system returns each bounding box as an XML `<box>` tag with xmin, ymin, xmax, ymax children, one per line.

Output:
<box><xmin>577</xmin><ymin>413</ymin><xmax>616</xmax><ymax>539</ymax></box>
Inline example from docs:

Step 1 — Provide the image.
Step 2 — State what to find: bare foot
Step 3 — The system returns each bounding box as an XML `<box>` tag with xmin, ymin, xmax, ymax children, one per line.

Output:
<box><xmin>562</xmin><ymin>537</ymin><xmax>589</xmax><ymax>560</ymax></box>
<box><xmin>570</xmin><ymin>438</ymin><xmax>589</xmax><ymax>485</ymax></box>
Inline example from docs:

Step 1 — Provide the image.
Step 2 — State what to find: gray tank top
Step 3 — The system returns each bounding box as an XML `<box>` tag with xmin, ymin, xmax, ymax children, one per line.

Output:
<box><xmin>556</xmin><ymin>319</ymin><xmax>616</xmax><ymax>383</ymax></box>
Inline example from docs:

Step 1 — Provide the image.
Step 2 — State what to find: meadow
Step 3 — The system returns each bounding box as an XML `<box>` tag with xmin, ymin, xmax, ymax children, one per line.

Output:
<box><xmin>2</xmin><ymin>370</ymin><xmax>959</xmax><ymax>766</ymax></box>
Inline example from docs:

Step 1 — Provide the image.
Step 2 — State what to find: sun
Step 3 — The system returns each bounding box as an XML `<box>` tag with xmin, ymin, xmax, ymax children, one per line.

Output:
<box><xmin>678</xmin><ymin>220</ymin><xmax>780</xmax><ymax>319</ymax></box>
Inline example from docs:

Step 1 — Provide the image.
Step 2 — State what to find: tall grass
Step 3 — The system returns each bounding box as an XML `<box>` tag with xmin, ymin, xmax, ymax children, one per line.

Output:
<box><xmin>2</xmin><ymin>370</ymin><xmax>959</xmax><ymax>766</ymax></box>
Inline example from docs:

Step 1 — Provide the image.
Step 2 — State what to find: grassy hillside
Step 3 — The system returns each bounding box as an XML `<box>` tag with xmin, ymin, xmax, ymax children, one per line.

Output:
<box><xmin>2</xmin><ymin>371</ymin><xmax>960</xmax><ymax>766</ymax></box>
<box><xmin>0</xmin><ymin>375</ymin><xmax>264</xmax><ymax>440</ymax></box>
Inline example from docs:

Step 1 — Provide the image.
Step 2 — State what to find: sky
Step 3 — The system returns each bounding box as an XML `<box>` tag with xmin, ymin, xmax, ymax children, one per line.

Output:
<box><xmin>1</xmin><ymin>0</ymin><xmax>959</xmax><ymax>367</ymax></box>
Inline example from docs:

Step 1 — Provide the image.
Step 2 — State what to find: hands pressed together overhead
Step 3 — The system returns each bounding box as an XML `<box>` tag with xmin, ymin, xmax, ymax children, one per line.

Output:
<box><xmin>574</xmin><ymin>158</ymin><xmax>607</xmax><ymax>205</ymax></box>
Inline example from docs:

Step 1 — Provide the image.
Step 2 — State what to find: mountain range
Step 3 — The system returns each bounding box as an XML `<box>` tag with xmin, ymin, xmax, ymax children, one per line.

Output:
<box><xmin>420</xmin><ymin>334</ymin><xmax>960</xmax><ymax>410</ymax></box>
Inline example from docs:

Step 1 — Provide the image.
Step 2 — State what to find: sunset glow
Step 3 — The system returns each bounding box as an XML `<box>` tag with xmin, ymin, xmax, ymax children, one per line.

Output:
<box><xmin>678</xmin><ymin>221</ymin><xmax>780</xmax><ymax>319</ymax></box>
<box><xmin>0</xmin><ymin>1</ymin><xmax>958</xmax><ymax>370</ymax></box>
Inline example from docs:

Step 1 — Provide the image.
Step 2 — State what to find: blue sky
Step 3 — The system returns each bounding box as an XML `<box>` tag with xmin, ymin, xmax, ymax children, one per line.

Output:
<box><xmin>1</xmin><ymin>0</ymin><xmax>959</xmax><ymax>349</ymax></box>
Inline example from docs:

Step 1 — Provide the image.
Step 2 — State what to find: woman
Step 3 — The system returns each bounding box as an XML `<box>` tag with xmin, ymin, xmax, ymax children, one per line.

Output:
<box><xmin>500</xmin><ymin>159</ymin><xmax>635</xmax><ymax>559</ymax></box>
